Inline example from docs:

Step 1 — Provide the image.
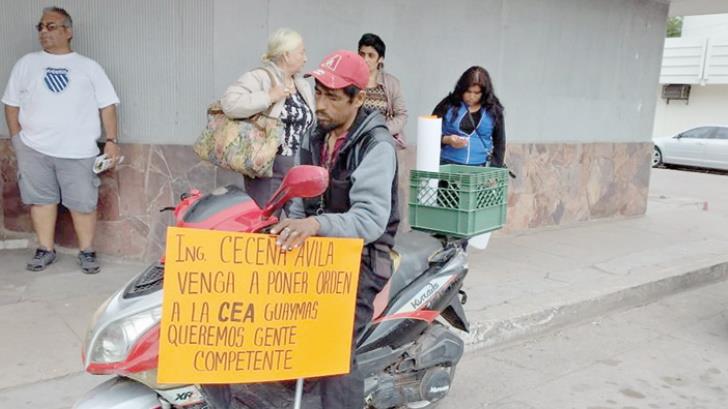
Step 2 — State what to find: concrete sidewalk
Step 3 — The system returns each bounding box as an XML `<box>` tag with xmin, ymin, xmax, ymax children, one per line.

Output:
<box><xmin>0</xmin><ymin>167</ymin><xmax>727</xmax><ymax>408</ymax></box>
<box><xmin>461</xmin><ymin>167</ymin><xmax>728</xmax><ymax>351</ymax></box>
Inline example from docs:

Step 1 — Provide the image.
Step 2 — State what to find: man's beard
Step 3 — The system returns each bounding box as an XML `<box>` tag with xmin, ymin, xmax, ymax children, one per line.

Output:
<box><xmin>316</xmin><ymin>119</ymin><xmax>339</xmax><ymax>133</ymax></box>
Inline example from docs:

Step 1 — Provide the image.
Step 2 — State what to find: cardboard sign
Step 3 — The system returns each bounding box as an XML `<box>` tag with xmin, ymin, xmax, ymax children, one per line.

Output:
<box><xmin>157</xmin><ymin>227</ymin><xmax>363</xmax><ymax>384</ymax></box>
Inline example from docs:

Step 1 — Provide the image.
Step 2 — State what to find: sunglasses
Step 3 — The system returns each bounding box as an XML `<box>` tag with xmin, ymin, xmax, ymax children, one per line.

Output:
<box><xmin>35</xmin><ymin>22</ymin><xmax>66</xmax><ymax>32</ymax></box>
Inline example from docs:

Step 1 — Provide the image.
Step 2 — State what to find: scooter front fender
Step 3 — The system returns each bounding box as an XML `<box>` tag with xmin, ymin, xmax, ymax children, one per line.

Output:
<box><xmin>73</xmin><ymin>377</ymin><xmax>160</xmax><ymax>409</ymax></box>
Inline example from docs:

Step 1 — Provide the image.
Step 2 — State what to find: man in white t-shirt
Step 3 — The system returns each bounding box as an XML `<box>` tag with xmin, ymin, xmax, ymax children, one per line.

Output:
<box><xmin>2</xmin><ymin>7</ymin><xmax>120</xmax><ymax>274</ymax></box>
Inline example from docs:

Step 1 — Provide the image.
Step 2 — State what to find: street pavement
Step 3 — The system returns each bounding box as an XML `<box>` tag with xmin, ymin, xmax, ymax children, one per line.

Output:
<box><xmin>440</xmin><ymin>278</ymin><xmax>728</xmax><ymax>409</ymax></box>
<box><xmin>460</xmin><ymin>167</ymin><xmax>728</xmax><ymax>350</ymax></box>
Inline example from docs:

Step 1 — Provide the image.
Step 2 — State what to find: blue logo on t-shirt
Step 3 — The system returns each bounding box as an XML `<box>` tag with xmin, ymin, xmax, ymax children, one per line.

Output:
<box><xmin>44</xmin><ymin>67</ymin><xmax>69</xmax><ymax>93</ymax></box>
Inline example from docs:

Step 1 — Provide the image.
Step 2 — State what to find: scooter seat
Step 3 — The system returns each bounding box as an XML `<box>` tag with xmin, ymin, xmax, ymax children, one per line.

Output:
<box><xmin>372</xmin><ymin>231</ymin><xmax>442</xmax><ymax>319</ymax></box>
<box><xmin>389</xmin><ymin>231</ymin><xmax>443</xmax><ymax>298</ymax></box>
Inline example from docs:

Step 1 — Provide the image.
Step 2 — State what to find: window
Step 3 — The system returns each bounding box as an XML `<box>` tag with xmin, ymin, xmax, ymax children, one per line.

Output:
<box><xmin>713</xmin><ymin>127</ymin><xmax>728</xmax><ymax>140</ymax></box>
<box><xmin>680</xmin><ymin>127</ymin><xmax>715</xmax><ymax>139</ymax></box>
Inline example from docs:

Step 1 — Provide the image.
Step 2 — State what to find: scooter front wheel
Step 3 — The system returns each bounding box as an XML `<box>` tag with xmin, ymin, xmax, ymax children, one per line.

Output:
<box><xmin>73</xmin><ymin>377</ymin><xmax>161</xmax><ymax>409</ymax></box>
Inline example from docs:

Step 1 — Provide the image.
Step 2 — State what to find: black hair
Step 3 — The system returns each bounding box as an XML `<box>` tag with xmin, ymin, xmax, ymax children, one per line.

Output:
<box><xmin>343</xmin><ymin>85</ymin><xmax>361</xmax><ymax>101</ymax></box>
<box><xmin>315</xmin><ymin>80</ymin><xmax>362</xmax><ymax>102</ymax></box>
<box><xmin>433</xmin><ymin>66</ymin><xmax>503</xmax><ymax>123</ymax></box>
<box><xmin>358</xmin><ymin>33</ymin><xmax>386</xmax><ymax>59</ymax></box>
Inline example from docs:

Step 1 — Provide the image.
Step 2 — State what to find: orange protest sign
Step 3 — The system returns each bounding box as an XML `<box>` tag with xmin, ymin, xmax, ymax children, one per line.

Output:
<box><xmin>157</xmin><ymin>227</ymin><xmax>363</xmax><ymax>384</ymax></box>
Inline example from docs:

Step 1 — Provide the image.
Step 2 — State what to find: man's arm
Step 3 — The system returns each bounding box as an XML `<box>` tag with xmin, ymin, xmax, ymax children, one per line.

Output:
<box><xmin>287</xmin><ymin>198</ymin><xmax>307</xmax><ymax>219</ymax></box>
<box><xmin>3</xmin><ymin>57</ymin><xmax>25</xmax><ymax>138</ymax></box>
<box><xmin>315</xmin><ymin>141</ymin><xmax>396</xmax><ymax>243</ymax></box>
<box><xmin>100</xmin><ymin>105</ymin><xmax>117</xmax><ymax>141</ymax></box>
<box><xmin>4</xmin><ymin>105</ymin><xmax>20</xmax><ymax>137</ymax></box>
<box><xmin>100</xmin><ymin>105</ymin><xmax>121</xmax><ymax>164</ymax></box>
<box><xmin>272</xmin><ymin>140</ymin><xmax>397</xmax><ymax>250</ymax></box>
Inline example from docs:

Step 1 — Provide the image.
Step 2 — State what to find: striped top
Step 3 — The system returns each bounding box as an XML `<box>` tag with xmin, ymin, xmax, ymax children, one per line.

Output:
<box><xmin>362</xmin><ymin>84</ymin><xmax>388</xmax><ymax>116</ymax></box>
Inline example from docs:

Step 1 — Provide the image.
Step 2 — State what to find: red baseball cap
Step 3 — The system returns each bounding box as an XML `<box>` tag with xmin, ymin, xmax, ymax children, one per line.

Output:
<box><xmin>307</xmin><ymin>50</ymin><xmax>369</xmax><ymax>90</ymax></box>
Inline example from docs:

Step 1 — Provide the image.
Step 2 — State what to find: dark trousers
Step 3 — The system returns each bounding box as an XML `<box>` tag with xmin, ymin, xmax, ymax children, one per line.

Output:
<box><xmin>243</xmin><ymin>154</ymin><xmax>295</xmax><ymax>214</ymax></box>
<box><xmin>201</xmin><ymin>250</ymin><xmax>390</xmax><ymax>409</ymax></box>
<box><xmin>320</xmin><ymin>249</ymin><xmax>390</xmax><ymax>409</ymax></box>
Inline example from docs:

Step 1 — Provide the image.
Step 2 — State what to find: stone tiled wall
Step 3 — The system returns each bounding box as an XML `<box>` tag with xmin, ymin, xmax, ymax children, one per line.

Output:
<box><xmin>503</xmin><ymin>143</ymin><xmax>652</xmax><ymax>232</ymax></box>
<box><xmin>0</xmin><ymin>140</ymin><xmax>651</xmax><ymax>260</ymax></box>
<box><xmin>1</xmin><ymin>141</ymin><xmax>241</xmax><ymax>260</ymax></box>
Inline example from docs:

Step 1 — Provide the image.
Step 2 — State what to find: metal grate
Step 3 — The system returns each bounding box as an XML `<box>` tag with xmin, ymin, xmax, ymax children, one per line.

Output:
<box><xmin>123</xmin><ymin>263</ymin><xmax>165</xmax><ymax>299</ymax></box>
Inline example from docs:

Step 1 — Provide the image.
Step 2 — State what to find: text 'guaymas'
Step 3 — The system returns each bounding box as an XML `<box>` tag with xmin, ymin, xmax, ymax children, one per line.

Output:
<box><xmin>158</xmin><ymin>227</ymin><xmax>363</xmax><ymax>384</ymax></box>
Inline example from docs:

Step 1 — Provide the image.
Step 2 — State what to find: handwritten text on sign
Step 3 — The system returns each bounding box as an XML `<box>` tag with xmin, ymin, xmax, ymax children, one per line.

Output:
<box><xmin>157</xmin><ymin>227</ymin><xmax>363</xmax><ymax>384</ymax></box>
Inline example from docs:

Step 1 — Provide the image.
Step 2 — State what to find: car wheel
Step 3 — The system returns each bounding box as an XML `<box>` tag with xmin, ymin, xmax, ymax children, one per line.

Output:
<box><xmin>652</xmin><ymin>147</ymin><xmax>663</xmax><ymax>167</ymax></box>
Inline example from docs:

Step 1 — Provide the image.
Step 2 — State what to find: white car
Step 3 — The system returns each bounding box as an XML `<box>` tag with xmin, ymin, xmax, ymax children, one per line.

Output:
<box><xmin>653</xmin><ymin>125</ymin><xmax>728</xmax><ymax>171</ymax></box>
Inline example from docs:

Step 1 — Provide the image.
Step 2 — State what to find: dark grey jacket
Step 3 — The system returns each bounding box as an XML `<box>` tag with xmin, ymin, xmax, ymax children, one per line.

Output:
<box><xmin>289</xmin><ymin>109</ymin><xmax>398</xmax><ymax>245</ymax></box>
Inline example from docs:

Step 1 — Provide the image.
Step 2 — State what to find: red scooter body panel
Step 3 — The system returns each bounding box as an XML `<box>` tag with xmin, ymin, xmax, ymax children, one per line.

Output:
<box><xmin>177</xmin><ymin>199</ymin><xmax>278</xmax><ymax>233</ymax></box>
<box><xmin>85</xmin><ymin>166</ymin><xmax>330</xmax><ymax>375</ymax></box>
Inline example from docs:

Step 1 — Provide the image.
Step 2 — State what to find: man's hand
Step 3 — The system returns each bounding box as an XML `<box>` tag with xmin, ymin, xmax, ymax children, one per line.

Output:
<box><xmin>270</xmin><ymin>217</ymin><xmax>320</xmax><ymax>251</ymax></box>
<box><xmin>103</xmin><ymin>141</ymin><xmax>121</xmax><ymax>168</ymax></box>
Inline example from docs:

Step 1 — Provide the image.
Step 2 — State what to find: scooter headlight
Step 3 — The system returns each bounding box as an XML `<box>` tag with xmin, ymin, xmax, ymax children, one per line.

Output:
<box><xmin>88</xmin><ymin>306</ymin><xmax>161</xmax><ymax>364</ymax></box>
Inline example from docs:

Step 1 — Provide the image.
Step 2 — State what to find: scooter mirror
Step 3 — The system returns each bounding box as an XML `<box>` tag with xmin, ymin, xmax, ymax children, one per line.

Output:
<box><xmin>261</xmin><ymin>165</ymin><xmax>329</xmax><ymax>218</ymax></box>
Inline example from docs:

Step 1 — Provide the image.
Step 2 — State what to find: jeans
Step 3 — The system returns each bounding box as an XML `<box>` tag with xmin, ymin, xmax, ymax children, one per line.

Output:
<box><xmin>201</xmin><ymin>248</ymin><xmax>391</xmax><ymax>409</ymax></box>
<box><xmin>320</xmin><ymin>247</ymin><xmax>390</xmax><ymax>408</ymax></box>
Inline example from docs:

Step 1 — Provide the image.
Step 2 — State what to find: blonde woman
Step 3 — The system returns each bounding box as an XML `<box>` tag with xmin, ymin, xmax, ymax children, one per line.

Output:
<box><xmin>221</xmin><ymin>28</ymin><xmax>315</xmax><ymax>209</ymax></box>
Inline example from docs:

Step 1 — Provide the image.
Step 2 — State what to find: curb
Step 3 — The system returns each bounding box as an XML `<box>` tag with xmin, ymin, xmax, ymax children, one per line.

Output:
<box><xmin>0</xmin><ymin>238</ymin><xmax>30</xmax><ymax>250</ymax></box>
<box><xmin>462</xmin><ymin>259</ymin><xmax>728</xmax><ymax>351</ymax></box>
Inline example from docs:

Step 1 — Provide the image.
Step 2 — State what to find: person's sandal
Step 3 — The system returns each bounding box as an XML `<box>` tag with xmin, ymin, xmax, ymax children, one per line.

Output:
<box><xmin>26</xmin><ymin>248</ymin><xmax>57</xmax><ymax>271</ymax></box>
<box><xmin>78</xmin><ymin>250</ymin><xmax>101</xmax><ymax>274</ymax></box>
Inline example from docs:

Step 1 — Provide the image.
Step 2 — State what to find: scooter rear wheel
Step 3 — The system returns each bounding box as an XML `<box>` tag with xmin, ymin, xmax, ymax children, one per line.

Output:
<box><xmin>403</xmin><ymin>402</ymin><xmax>440</xmax><ymax>409</ymax></box>
<box><xmin>393</xmin><ymin>362</ymin><xmax>456</xmax><ymax>409</ymax></box>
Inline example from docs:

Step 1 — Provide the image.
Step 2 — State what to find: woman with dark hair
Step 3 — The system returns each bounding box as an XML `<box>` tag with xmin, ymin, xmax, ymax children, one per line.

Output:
<box><xmin>433</xmin><ymin>66</ymin><xmax>505</xmax><ymax>167</ymax></box>
<box><xmin>358</xmin><ymin>33</ymin><xmax>408</xmax><ymax>148</ymax></box>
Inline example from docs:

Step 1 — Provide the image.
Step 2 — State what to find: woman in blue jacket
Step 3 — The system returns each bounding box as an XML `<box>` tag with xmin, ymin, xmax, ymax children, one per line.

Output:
<box><xmin>432</xmin><ymin>66</ymin><xmax>505</xmax><ymax>167</ymax></box>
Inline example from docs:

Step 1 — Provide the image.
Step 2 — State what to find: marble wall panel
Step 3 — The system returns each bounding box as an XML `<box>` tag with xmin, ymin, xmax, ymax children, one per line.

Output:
<box><xmin>0</xmin><ymin>140</ymin><xmax>653</xmax><ymax>260</ymax></box>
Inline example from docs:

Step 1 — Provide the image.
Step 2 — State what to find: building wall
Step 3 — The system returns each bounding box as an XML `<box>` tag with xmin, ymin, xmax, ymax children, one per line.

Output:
<box><xmin>0</xmin><ymin>0</ymin><xmax>215</xmax><ymax>144</ymax></box>
<box><xmin>0</xmin><ymin>0</ymin><xmax>667</xmax><ymax>258</ymax></box>
<box><xmin>653</xmin><ymin>14</ymin><xmax>728</xmax><ymax>137</ymax></box>
<box><xmin>681</xmin><ymin>13</ymin><xmax>728</xmax><ymax>38</ymax></box>
<box><xmin>670</xmin><ymin>1</ymin><xmax>728</xmax><ymax>17</ymax></box>
<box><xmin>1</xmin><ymin>0</ymin><xmax>667</xmax><ymax>145</ymax></box>
<box><xmin>653</xmin><ymin>84</ymin><xmax>728</xmax><ymax>137</ymax></box>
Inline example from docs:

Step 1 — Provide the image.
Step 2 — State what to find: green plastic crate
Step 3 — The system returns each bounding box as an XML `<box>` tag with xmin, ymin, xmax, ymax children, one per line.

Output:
<box><xmin>408</xmin><ymin>165</ymin><xmax>508</xmax><ymax>237</ymax></box>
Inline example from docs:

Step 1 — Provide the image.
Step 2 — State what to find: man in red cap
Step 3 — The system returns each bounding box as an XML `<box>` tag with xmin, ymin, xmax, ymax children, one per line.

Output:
<box><xmin>272</xmin><ymin>50</ymin><xmax>400</xmax><ymax>408</ymax></box>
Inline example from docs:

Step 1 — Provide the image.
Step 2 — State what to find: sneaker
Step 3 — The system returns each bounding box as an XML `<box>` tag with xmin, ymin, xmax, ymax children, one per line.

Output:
<box><xmin>78</xmin><ymin>250</ymin><xmax>101</xmax><ymax>274</ymax></box>
<box><xmin>26</xmin><ymin>248</ymin><xmax>57</xmax><ymax>271</ymax></box>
